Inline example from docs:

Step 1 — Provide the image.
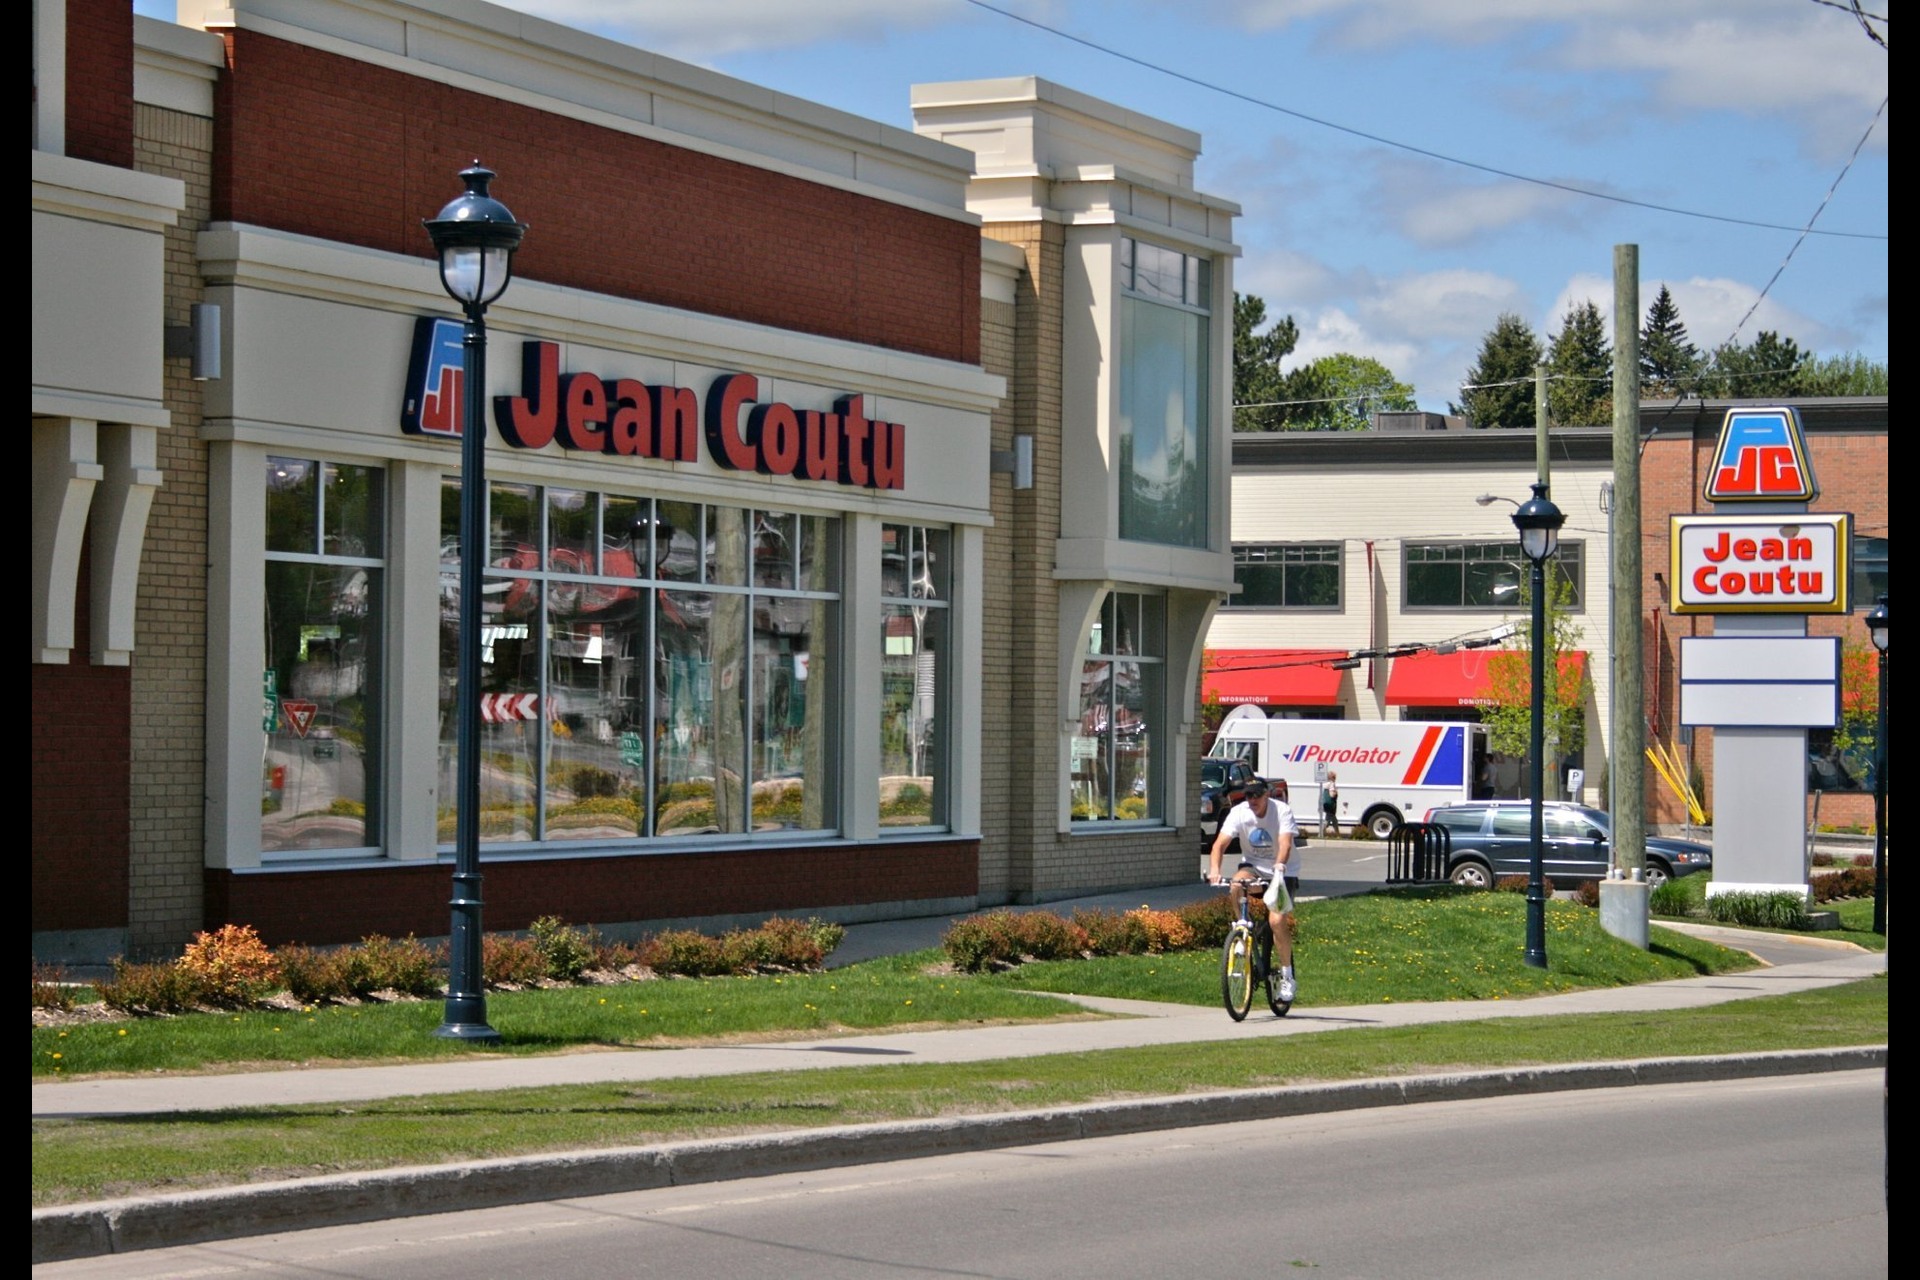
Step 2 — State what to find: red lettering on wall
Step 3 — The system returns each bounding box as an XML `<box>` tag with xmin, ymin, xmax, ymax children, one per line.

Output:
<box><xmin>495</xmin><ymin>341</ymin><xmax>559</xmax><ymax>448</ymax></box>
<box><xmin>606</xmin><ymin>379</ymin><xmax>650</xmax><ymax>456</ymax></box>
<box><xmin>801</xmin><ymin>410</ymin><xmax>839</xmax><ymax>482</ymax></box>
<box><xmin>838</xmin><ymin>395</ymin><xmax>872</xmax><ymax>487</ymax></box>
<box><xmin>705</xmin><ymin>373</ymin><xmax>760</xmax><ymax>471</ymax></box>
<box><xmin>652</xmin><ymin>385</ymin><xmax>699</xmax><ymax>461</ymax></box>
<box><xmin>871</xmin><ymin>419</ymin><xmax>905</xmax><ymax>490</ymax></box>
<box><xmin>752</xmin><ymin>402</ymin><xmax>802</xmax><ymax>476</ymax></box>
<box><xmin>560</xmin><ymin>372</ymin><xmax>608</xmax><ymax>451</ymax></box>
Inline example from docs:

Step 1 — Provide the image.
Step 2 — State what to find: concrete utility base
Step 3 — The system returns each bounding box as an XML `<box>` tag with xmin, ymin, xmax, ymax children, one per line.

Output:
<box><xmin>1599</xmin><ymin>879</ymin><xmax>1650</xmax><ymax>950</ymax></box>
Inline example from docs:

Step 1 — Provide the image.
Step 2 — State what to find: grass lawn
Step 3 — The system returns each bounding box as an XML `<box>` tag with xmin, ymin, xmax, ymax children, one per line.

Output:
<box><xmin>1651</xmin><ymin>872</ymin><xmax>1886</xmax><ymax>951</ymax></box>
<box><xmin>30</xmin><ymin>975</ymin><xmax>1886</xmax><ymax>1206</ymax></box>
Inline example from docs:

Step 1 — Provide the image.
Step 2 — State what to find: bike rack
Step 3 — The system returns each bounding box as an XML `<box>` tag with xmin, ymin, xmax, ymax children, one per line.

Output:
<box><xmin>1386</xmin><ymin>823</ymin><xmax>1450</xmax><ymax>883</ymax></box>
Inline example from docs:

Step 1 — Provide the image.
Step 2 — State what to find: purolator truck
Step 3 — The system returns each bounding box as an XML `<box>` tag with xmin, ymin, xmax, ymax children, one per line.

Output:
<box><xmin>1206</xmin><ymin>708</ymin><xmax>1488</xmax><ymax>839</ymax></box>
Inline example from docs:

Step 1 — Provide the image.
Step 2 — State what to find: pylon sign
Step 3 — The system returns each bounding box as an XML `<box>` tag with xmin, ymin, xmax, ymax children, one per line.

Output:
<box><xmin>1704</xmin><ymin>406</ymin><xmax>1817</xmax><ymax>503</ymax></box>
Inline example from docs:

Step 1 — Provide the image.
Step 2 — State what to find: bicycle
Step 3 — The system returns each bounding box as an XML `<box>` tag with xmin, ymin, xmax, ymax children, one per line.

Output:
<box><xmin>1219</xmin><ymin>868</ymin><xmax>1294</xmax><ymax>1021</ymax></box>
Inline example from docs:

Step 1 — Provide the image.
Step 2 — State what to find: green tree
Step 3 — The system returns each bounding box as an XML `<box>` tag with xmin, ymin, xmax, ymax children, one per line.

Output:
<box><xmin>1232</xmin><ymin>293</ymin><xmax>1301</xmax><ymax>431</ymax></box>
<box><xmin>1638</xmin><ymin>285</ymin><xmax>1700</xmax><ymax>398</ymax></box>
<box><xmin>1479</xmin><ymin>571</ymin><xmax>1588</xmax><ymax>801</ymax></box>
<box><xmin>1451</xmin><ymin>313</ymin><xmax>1542</xmax><ymax>429</ymax></box>
<box><xmin>1278</xmin><ymin>353</ymin><xmax>1417</xmax><ymax>431</ymax></box>
<box><xmin>1701</xmin><ymin>330</ymin><xmax>1807</xmax><ymax>398</ymax></box>
<box><xmin>1795</xmin><ymin>352</ymin><xmax>1889</xmax><ymax>396</ymax></box>
<box><xmin>1545</xmin><ymin>300</ymin><xmax>1611</xmax><ymax>426</ymax></box>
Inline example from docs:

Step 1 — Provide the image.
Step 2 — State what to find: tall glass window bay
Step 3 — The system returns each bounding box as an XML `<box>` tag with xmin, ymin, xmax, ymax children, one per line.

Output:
<box><xmin>880</xmin><ymin>524</ymin><xmax>950</xmax><ymax>827</ymax></box>
<box><xmin>263</xmin><ymin>457</ymin><xmax>384</xmax><ymax>854</ymax></box>
<box><xmin>438</xmin><ymin>483</ymin><xmax>840</xmax><ymax>846</ymax></box>
<box><xmin>1074</xmin><ymin>590</ymin><xmax>1165</xmax><ymax>823</ymax></box>
<box><xmin>1118</xmin><ymin>237</ymin><xmax>1211</xmax><ymax>548</ymax></box>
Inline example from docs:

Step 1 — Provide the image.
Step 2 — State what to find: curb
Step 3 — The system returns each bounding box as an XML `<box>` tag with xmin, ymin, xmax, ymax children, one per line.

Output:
<box><xmin>33</xmin><ymin>1045</ymin><xmax>1884</xmax><ymax>1264</ymax></box>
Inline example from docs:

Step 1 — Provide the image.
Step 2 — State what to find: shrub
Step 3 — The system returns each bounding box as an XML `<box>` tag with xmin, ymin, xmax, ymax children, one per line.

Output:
<box><xmin>941</xmin><ymin>910</ymin><xmax>1088</xmax><ymax>971</ymax></box>
<box><xmin>593</xmin><ymin>937</ymin><xmax>642</xmax><ymax>971</ymax></box>
<box><xmin>1073</xmin><ymin>908</ymin><xmax>1150</xmax><ymax>956</ymax></box>
<box><xmin>1569</xmin><ymin>880</ymin><xmax>1600</xmax><ymax>908</ymax></box>
<box><xmin>341</xmin><ymin>934</ymin><xmax>444</xmax><ymax>997</ymax></box>
<box><xmin>528</xmin><ymin>916</ymin><xmax>596</xmax><ymax>982</ymax></box>
<box><xmin>644</xmin><ymin>930</ymin><xmax>732</xmax><ymax>977</ymax></box>
<box><xmin>32</xmin><ymin>965</ymin><xmax>76</xmax><ymax>1012</ymax></box>
<box><xmin>177</xmin><ymin>924</ymin><xmax>281</xmax><ymax>1007</ymax></box>
<box><xmin>97</xmin><ymin>958</ymin><xmax>202</xmax><ymax>1015</ymax></box>
<box><xmin>1015</xmin><ymin>911</ymin><xmax>1089</xmax><ymax>960</ymax></box>
<box><xmin>749</xmin><ymin>916</ymin><xmax>843</xmax><ymax>970</ymax></box>
<box><xmin>482</xmin><ymin>934</ymin><xmax>547</xmax><ymax>987</ymax></box>
<box><xmin>1174</xmin><ymin>894</ymin><xmax>1235</xmax><ymax>949</ymax></box>
<box><xmin>1812</xmin><ymin>865</ymin><xmax>1878</xmax><ymax>903</ymax></box>
<box><xmin>1648</xmin><ymin>879</ymin><xmax>1694</xmax><ymax>917</ymax></box>
<box><xmin>942</xmin><ymin>915</ymin><xmax>1010</xmax><ymax>973</ymax></box>
<box><xmin>1706</xmin><ymin>890</ymin><xmax>1809</xmax><ymax>930</ymax></box>
<box><xmin>1494</xmin><ymin>875</ymin><xmax>1556</xmax><ymax>896</ymax></box>
<box><xmin>1852</xmin><ymin>853</ymin><xmax>1874</xmax><ymax>869</ymax></box>
<box><xmin>1810</xmin><ymin>851</ymin><xmax>1835</xmax><ymax>868</ymax></box>
<box><xmin>276</xmin><ymin>945</ymin><xmax>352</xmax><ymax>1004</ymax></box>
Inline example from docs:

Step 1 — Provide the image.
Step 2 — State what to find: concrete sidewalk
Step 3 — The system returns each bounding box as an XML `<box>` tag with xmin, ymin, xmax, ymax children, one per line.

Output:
<box><xmin>31</xmin><ymin>912</ymin><xmax>1887</xmax><ymax>1263</ymax></box>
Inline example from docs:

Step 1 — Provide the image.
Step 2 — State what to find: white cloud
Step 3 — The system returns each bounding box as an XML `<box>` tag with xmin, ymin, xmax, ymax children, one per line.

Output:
<box><xmin>1395</xmin><ymin>177</ymin><xmax>1586</xmax><ymax>248</ymax></box>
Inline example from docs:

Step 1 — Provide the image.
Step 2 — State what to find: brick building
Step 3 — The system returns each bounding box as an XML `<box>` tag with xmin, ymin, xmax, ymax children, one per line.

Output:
<box><xmin>33</xmin><ymin>1</ymin><xmax>1238</xmax><ymax>962</ymax></box>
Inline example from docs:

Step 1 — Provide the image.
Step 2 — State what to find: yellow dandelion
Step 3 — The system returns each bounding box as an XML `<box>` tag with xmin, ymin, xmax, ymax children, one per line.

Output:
<box><xmin>118</xmin><ymin>1028</ymin><xmax>128</xmax><ymax>1036</ymax></box>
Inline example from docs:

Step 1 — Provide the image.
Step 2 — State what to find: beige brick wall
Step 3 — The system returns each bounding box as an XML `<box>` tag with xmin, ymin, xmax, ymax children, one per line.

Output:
<box><xmin>129</xmin><ymin>103</ymin><xmax>212</xmax><ymax>956</ymax></box>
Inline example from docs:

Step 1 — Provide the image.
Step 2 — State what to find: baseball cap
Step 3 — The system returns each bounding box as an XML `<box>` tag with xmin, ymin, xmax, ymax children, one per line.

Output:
<box><xmin>1244</xmin><ymin>778</ymin><xmax>1271</xmax><ymax>797</ymax></box>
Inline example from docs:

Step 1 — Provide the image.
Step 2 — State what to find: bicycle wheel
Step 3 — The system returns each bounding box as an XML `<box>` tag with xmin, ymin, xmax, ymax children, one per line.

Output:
<box><xmin>1220</xmin><ymin>924</ymin><xmax>1254</xmax><ymax>1021</ymax></box>
<box><xmin>1264</xmin><ymin>960</ymin><xmax>1293</xmax><ymax>1017</ymax></box>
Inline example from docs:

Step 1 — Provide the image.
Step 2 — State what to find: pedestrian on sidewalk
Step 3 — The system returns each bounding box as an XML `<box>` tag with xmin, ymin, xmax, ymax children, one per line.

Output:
<box><xmin>1320</xmin><ymin>771</ymin><xmax>1340</xmax><ymax>837</ymax></box>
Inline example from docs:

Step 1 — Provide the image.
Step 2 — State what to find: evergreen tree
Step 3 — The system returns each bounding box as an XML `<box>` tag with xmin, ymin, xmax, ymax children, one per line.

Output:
<box><xmin>1545</xmin><ymin>300</ymin><xmax>1611</xmax><ymax>426</ymax></box>
<box><xmin>1638</xmin><ymin>285</ymin><xmax>1700</xmax><ymax>397</ymax></box>
<box><xmin>1451</xmin><ymin>313</ymin><xmax>1542</xmax><ymax>429</ymax></box>
<box><xmin>1232</xmin><ymin>293</ymin><xmax>1301</xmax><ymax>431</ymax></box>
<box><xmin>1702</xmin><ymin>330</ymin><xmax>1807</xmax><ymax>398</ymax></box>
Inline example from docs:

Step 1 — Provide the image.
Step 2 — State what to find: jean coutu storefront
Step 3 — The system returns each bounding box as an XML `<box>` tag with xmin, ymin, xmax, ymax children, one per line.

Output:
<box><xmin>168</xmin><ymin>2</ymin><xmax>1003</xmax><ymax>947</ymax></box>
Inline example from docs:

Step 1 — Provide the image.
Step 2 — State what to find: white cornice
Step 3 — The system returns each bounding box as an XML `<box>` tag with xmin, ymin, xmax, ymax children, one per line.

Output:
<box><xmin>32</xmin><ymin>151</ymin><xmax>185</xmax><ymax>231</ymax></box>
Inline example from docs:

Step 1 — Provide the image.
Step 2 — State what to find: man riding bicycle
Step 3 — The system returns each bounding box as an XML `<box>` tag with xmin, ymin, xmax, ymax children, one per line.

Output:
<box><xmin>1206</xmin><ymin>777</ymin><xmax>1298</xmax><ymax>1003</ymax></box>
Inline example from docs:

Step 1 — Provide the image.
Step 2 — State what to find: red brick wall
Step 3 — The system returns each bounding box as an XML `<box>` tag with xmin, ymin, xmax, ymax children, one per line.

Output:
<box><xmin>1640</xmin><ymin>414</ymin><xmax>1886</xmax><ymax>831</ymax></box>
<box><xmin>32</xmin><ymin>539</ymin><xmax>132</xmax><ymax>932</ymax></box>
<box><xmin>62</xmin><ymin>0</ymin><xmax>135</xmax><ymax>169</ymax></box>
<box><xmin>212</xmin><ymin>33</ymin><xmax>978</xmax><ymax>365</ymax></box>
<box><xmin>206</xmin><ymin>839</ymin><xmax>981</xmax><ymax>946</ymax></box>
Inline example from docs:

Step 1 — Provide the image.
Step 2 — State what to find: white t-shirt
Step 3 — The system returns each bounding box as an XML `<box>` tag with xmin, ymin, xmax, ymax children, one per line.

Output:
<box><xmin>1219</xmin><ymin>797</ymin><xmax>1298</xmax><ymax>875</ymax></box>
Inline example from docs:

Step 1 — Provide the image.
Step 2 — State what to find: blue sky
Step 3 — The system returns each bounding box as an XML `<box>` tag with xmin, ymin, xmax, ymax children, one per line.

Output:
<box><xmin>136</xmin><ymin>1</ymin><xmax>1888</xmax><ymax>412</ymax></box>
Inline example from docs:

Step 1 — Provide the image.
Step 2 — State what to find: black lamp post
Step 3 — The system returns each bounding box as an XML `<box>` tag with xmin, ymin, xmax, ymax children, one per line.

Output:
<box><xmin>1866</xmin><ymin>595</ymin><xmax>1887</xmax><ymax>935</ymax></box>
<box><xmin>1512</xmin><ymin>481</ymin><xmax>1565</xmax><ymax>969</ymax></box>
<box><xmin>425</xmin><ymin>164</ymin><xmax>525</xmax><ymax>1043</ymax></box>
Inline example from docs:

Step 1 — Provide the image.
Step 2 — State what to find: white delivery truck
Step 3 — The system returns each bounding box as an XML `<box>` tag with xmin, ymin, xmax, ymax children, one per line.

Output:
<box><xmin>1207</xmin><ymin>707</ymin><xmax>1488</xmax><ymax>840</ymax></box>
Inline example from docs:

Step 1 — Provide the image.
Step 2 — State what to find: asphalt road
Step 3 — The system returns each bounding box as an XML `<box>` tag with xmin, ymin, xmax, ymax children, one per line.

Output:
<box><xmin>35</xmin><ymin>1071</ymin><xmax>1886</xmax><ymax>1279</ymax></box>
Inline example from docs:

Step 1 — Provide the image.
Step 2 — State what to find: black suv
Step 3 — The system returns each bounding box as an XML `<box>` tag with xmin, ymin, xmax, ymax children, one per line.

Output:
<box><xmin>1421</xmin><ymin>801</ymin><xmax>1712</xmax><ymax>891</ymax></box>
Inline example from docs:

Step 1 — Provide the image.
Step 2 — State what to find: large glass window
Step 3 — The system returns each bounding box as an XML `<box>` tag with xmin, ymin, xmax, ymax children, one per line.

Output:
<box><xmin>439</xmin><ymin>485</ymin><xmax>838</xmax><ymax>845</ymax></box>
<box><xmin>1118</xmin><ymin>238</ymin><xmax>1211</xmax><ymax>548</ymax></box>
<box><xmin>1405</xmin><ymin>541</ymin><xmax>1584</xmax><ymax>610</ymax></box>
<box><xmin>880</xmin><ymin>524</ymin><xmax>950</xmax><ymax>827</ymax></box>
<box><xmin>1074</xmin><ymin>591</ymin><xmax>1165</xmax><ymax>823</ymax></box>
<box><xmin>1852</xmin><ymin>534</ymin><xmax>1886</xmax><ymax>607</ymax></box>
<box><xmin>263</xmin><ymin>457</ymin><xmax>384</xmax><ymax>853</ymax></box>
<box><xmin>1228</xmin><ymin>543</ymin><xmax>1342</xmax><ymax>609</ymax></box>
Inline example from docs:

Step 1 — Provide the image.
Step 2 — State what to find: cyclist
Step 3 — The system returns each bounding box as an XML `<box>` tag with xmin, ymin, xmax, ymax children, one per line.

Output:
<box><xmin>1206</xmin><ymin>777</ymin><xmax>1298</xmax><ymax>1003</ymax></box>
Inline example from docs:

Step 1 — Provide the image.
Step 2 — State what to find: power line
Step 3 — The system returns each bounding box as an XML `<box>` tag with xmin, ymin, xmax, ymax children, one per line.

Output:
<box><xmin>961</xmin><ymin>0</ymin><xmax>1887</xmax><ymax>242</ymax></box>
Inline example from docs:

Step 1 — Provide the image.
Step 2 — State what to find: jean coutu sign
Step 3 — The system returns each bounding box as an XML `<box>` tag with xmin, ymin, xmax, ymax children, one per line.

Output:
<box><xmin>1668</xmin><ymin>512</ymin><xmax>1852</xmax><ymax>615</ymax></box>
<box><xmin>401</xmin><ymin>319</ymin><xmax>906</xmax><ymax>489</ymax></box>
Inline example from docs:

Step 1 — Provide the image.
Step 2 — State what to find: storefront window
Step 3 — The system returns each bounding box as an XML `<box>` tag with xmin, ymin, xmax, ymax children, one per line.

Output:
<box><xmin>1074</xmin><ymin>590</ymin><xmax>1164</xmax><ymax>823</ymax></box>
<box><xmin>880</xmin><ymin>525</ymin><xmax>949</xmax><ymax>826</ymax></box>
<box><xmin>1118</xmin><ymin>237</ymin><xmax>1210</xmax><ymax>549</ymax></box>
<box><xmin>439</xmin><ymin>484</ymin><xmax>839</xmax><ymax>844</ymax></box>
<box><xmin>263</xmin><ymin>457</ymin><xmax>383</xmax><ymax>853</ymax></box>
<box><xmin>1405</xmin><ymin>541</ymin><xmax>1584</xmax><ymax>610</ymax></box>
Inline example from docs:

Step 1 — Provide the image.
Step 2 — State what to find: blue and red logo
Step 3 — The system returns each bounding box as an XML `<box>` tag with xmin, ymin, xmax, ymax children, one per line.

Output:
<box><xmin>1704</xmin><ymin>406</ymin><xmax>1816</xmax><ymax>503</ymax></box>
<box><xmin>400</xmin><ymin>317</ymin><xmax>466</xmax><ymax>438</ymax></box>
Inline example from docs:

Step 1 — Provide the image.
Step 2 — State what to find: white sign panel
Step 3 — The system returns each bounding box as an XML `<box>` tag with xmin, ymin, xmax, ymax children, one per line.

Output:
<box><xmin>1679</xmin><ymin>637</ymin><xmax>1839</xmax><ymax>728</ymax></box>
<box><xmin>1669</xmin><ymin>513</ymin><xmax>1851</xmax><ymax>615</ymax></box>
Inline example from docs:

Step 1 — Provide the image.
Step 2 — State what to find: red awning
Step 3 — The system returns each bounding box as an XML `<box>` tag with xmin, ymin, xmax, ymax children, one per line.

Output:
<box><xmin>1203</xmin><ymin>650</ymin><xmax>1348</xmax><ymax>707</ymax></box>
<box><xmin>1385</xmin><ymin>649</ymin><xmax>1587</xmax><ymax>708</ymax></box>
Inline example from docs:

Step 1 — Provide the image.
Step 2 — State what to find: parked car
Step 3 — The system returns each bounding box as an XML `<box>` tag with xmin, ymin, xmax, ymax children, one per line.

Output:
<box><xmin>1199</xmin><ymin>758</ymin><xmax>1290</xmax><ymax>849</ymax></box>
<box><xmin>1419</xmin><ymin>801</ymin><xmax>1712</xmax><ymax>891</ymax></box>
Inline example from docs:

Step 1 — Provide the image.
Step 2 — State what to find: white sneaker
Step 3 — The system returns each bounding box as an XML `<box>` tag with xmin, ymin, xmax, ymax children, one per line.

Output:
<box><xmin>1277</xmin><ymin>974</ymin><xmax>1297</xmax><ymax>1003</ymax></box>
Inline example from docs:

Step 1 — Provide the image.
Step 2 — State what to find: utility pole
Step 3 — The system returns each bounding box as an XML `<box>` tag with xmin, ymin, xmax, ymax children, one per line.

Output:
<box><xmin>1601</xmin><ymin>244</ymin><xmax>1649</xmax><ymax>949</ymax></box>
<box><xmin>1535</xmin><ymin>361</ymin><xmax>1556</xmax><ymax>799</ymax></box>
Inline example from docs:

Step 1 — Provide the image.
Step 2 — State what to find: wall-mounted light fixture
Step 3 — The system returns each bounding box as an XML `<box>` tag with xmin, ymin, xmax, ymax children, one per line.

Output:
<box><xmin>989</xmin><ymin>434</ymin><xmax>1034</xmax><ymax>490</ymax></box>
<box><xmin>163</xmin><ymin>302</ymin><xmax>222</xmax><ymax>380</ymax></box>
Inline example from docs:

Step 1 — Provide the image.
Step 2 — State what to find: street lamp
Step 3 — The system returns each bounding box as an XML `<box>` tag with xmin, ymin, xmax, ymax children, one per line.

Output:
<box><xmin>425</xmin><ymin>164</ymin><xmax>525</xmax><ymax>1043</ymax></box>
<box><xmin>1512</xmin><ymin>481</ymin><xmax>1565</xmax><ymax>969</ymax></box>
<box><xmin>1866</xmin><ymin>595</ymin><xmax>1887</xmax><ymax>935</ymax></box>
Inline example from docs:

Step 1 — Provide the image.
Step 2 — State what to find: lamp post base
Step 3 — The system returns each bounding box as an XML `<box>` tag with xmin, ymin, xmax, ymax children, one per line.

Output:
<box><xmin>431</xmin><ymin>1020</ymin><xmax>503</xmax><ymax>1045</ymax></box>
<box><xmin>1598</xmin><ymin>877</ymin><xmax>1650</xmax><ymax>950</ymax></box>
